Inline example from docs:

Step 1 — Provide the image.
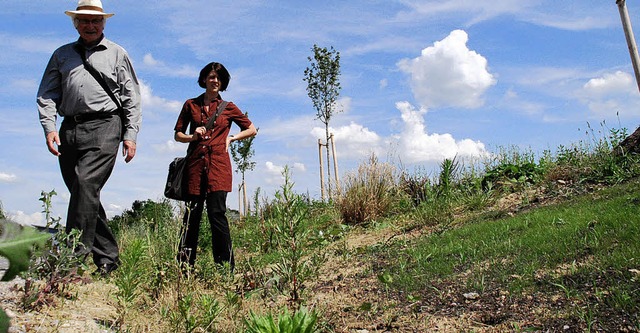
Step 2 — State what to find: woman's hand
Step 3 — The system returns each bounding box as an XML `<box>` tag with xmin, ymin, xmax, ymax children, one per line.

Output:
<box><xmin>225</xmin><ymin>135</ymin><xmax>235</xmax><ymax>151</ymax></box>
<box><xmin>193</xmin><ymin>126</ymin><xmax>207</xmax><ymax>137</ymax></box>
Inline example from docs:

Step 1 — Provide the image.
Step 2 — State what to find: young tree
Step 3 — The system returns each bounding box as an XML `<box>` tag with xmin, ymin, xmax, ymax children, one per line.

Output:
<box><xmin>230</xmin><ymin>123</ymin><xmax>257</xmax><ymax>216</ymax></box>
<box><xmin>303</xmin><ymin>44</ymin><xmax>341</xmax><ymax>200</ymax></box>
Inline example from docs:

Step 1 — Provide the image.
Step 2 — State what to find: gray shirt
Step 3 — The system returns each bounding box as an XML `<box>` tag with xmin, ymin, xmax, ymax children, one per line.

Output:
<box><xmin>37</xmin><ymin>36</ymin><xmax>141</xmax><ymax>142</ymax></box>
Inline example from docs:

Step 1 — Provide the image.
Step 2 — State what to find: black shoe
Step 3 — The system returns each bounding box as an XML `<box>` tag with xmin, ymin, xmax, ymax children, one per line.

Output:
<box><xmin>93</xmin><ymin>262</ymin><xmax>118</xmax><ymax>277</ymax></box>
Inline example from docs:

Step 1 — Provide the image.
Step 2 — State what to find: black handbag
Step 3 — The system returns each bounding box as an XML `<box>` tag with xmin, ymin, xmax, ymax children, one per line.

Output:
<box><xmin>164</xmin><ymin>100</ymin><xmax>228</xmax><ymax>201</ymax></box>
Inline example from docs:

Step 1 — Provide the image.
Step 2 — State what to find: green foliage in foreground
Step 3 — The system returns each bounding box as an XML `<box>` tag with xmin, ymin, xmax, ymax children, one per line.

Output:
<box><xmin>244</xmin><ymin>307</ymin><xmax>318</xmax><ymax>333</ymax></box>
<box><xmin>0</xmin><ymin>221</ymin><xmax>49</xmax><ymax>282</ymax></box>
<box><xmin>0</xmin><ymin>220</ymin><xmax>50</xmax><ymax>333</ymax></box>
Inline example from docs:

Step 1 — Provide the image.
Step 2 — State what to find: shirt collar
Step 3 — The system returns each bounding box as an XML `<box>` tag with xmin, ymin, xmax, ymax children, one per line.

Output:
<box><xmin>74</xmin><ymin>34</ymin><xmax>107</xmax><ymax>51</ymax></box>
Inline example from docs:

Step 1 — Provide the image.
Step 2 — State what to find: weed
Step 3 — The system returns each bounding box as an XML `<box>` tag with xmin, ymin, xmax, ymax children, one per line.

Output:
<box><xmin>244</xmin><ymin>307</ymin><xmax>318</xmax><ymax>333</ymax></box>
<box><xmin>23</xmin><ymin>190</ymin><xmax>88</xmax><ymax>310</ymax></box>
<box><xmin>261</xmin><ymin>166</ymin><xmax>324</xmax><ymax>304</ymax></box>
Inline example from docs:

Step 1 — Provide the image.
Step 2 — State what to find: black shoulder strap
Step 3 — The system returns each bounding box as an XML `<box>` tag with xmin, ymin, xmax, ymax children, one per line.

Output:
<box><xmin>73</xmin><ymin>44</ymin><xmax>123</xmax><ymax>110</ymax></box>
<box><xmin>204</xmin><ymin>100</ymin><xmax>228</xmax><ymax>130</ymax></box>
<box><xmin>185</xmin><ymin>100</ymin><xmax>228</xmax><ymax>157</ymax></box>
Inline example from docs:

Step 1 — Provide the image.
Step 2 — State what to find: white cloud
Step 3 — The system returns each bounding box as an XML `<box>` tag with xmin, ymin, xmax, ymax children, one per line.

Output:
<box><xmin>397</xmin><ymin>29</ymin><xmax>496</xmax><ymax>109</ymax></box>
<box><xmin>140</xmin><ymin>81</ymin><xmax>183</xmax><ymax>115</ymax></box>
<box><xmin>292</xmin><ymin>163</ymin><xmax>306</xmax><ymax>172</ymax></box>
<box><xmin>311</xmin><ymin>122</ymin><xmax>382</xmax><ymax>159</ymax></box>
<box><xmin>580</xmin><ymin>71</ymin><xmax>640</xmax><ymax>117</ymax></box>
<box><xmin>7</xmin><ymin>211</ymin><xmax>45</xmax><ymax>226</ymax></box>
<box><xmin>583</xmin><ymin>71</ymin><xmax>636</xmax><ymax>97</ymax></box>
<box><xmin>396</xmin><ymin>1</ymin><xmax>613</xmax><ymax>30</ymax></box>
<box><xmin>394</xmin><ymin>101</ymin><xmax>488</xmax><ymax>163</ymax></box>
<box><xmin>264</xmin><ymin>161</ymin><xmax>285</xmax><ymax>185</ymax></box>
<box><xmin>0</xmin><ymin>172</ymin><xmax>17</xmax><ymax>183</ymax></box>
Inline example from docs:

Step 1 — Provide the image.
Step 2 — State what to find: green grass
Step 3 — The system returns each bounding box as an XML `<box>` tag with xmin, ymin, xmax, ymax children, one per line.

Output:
<box><xmin>377</xmin><ymin>177</ymin><xmax>640</xmax><ymax>325</ymax></box>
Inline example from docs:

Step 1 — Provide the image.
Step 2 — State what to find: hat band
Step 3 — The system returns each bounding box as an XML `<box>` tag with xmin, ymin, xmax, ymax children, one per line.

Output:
<box><xmin>76</xmin><ymin>5</ymin><xmax>104</xmax><ymax>13</ymax></box>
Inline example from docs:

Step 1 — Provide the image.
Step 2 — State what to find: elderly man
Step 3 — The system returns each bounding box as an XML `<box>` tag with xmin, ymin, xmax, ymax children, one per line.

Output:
<box><xmin>37</xmin><ymin>0</ymin><xmax>141</xmax><ymax>276</ymax></box>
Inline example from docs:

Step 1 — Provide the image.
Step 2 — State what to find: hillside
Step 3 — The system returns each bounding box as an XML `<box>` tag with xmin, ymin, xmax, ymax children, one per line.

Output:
<box><xmin>1</xmin><ymin>172</ymin><xmax>640</xmax><ymax>333</ymax></box>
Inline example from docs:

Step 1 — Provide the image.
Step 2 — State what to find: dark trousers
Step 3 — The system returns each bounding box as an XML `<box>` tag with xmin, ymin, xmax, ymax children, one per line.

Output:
<box><xmin>178</xmin><ymin>191</ymin><xmax>234</xmax><ymax>269</ymax></box>
<box><xmin>58</xmin><ymin>115</ymin><xmax>121</xmax><ymax>266</ymax></box>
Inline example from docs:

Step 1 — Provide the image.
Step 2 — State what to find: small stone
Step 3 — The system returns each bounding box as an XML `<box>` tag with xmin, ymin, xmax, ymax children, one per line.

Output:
<box><xmin>463</xmin><ymin>292</ymin><xmax>480</xmax><ymax>300</ymax></box>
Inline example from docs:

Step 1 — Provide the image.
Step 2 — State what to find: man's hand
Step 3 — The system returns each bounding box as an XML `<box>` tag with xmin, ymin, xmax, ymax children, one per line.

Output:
<box><xmin>122</xmin><ymin>140</ymin><xmax>136</xmax><ymax>163</ymax></box>
<box><xmin>46</xmin><ymin>131</ymin><xmax>61</xmax><ymax>156</ymax></box>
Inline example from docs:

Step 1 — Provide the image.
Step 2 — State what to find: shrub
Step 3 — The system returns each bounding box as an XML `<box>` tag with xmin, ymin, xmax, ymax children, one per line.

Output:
<box><xmin>337</xmin><ymin>154</ymin><xmax>398</xmax><ymax>225</ymax></box>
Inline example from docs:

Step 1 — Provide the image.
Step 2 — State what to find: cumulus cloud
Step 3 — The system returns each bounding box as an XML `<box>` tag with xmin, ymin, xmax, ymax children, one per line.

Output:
<box><xmin>394</xmin><ymin>101</ymin><xmax>488</xmax><ymax>163</ymax></box>
<box><xmin>583</xmin><ymin>71</ymin><xmax>636</xmax><ymax>97</ymax></box>
<box><xmin>311</xmin><ymin>122</ymin><xmax>382</xmax><ymax>159</ymax></box>
<box><xmin>0</xmin><ymin>172</ymin><xmax>17</xmax><ymax>183</ymax></box>
<box><xmin>580</xmin><ymin>71</ymin><xmax>640</xmax><ymax>117</ymax></box>
<box><xmin>397</xmin><ymin>29</ymin><xmax>496</xmax><ymax>109</ymax></box>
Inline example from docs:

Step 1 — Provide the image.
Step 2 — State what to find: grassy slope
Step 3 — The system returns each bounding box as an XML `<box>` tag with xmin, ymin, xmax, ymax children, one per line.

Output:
<box><xmin>309</xmin><ymin>177</ymin><xmax>640</xmax><ymax>332</ymax></box>
<box><xmin>3</xmin><ymin>178</ymin><xmax>640</xmax><ymax>332</ymax></box>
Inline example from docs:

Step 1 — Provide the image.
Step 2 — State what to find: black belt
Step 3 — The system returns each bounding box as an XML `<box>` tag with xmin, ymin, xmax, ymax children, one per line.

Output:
<box><xmin>66</xmin><ymin>110</ymin><xmax>120</xmax><ymax>123</ymax></box>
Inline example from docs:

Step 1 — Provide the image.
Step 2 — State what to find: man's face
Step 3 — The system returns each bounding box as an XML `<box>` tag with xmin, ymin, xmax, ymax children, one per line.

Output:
<box><xmin>74</xmin><ymin>14</ymin><xmax>105</xmax><ymax>44</ymax></box>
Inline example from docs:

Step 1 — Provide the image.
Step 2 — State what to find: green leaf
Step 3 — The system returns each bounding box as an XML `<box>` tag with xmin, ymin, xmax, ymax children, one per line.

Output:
<box><xmin>0</xmin><ymin>220</ymin><xmax>50</xmax><ymax>281</ymax></box>
<box><xmin>0</xmin><ymin>308</ymin><xmax>11</xmax><ymax>333</ymax></box>
<box><xmin>0</xmin><ymin>307</ymin><xmax>9</xmax><ymax>333</ymax></box>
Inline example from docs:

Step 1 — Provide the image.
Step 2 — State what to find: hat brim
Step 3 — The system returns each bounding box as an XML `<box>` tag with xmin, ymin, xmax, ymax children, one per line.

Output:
<box><xmin>65</xmin><ymin>10</ymin><xmax>114</xmax><ymax>18</ymax></box>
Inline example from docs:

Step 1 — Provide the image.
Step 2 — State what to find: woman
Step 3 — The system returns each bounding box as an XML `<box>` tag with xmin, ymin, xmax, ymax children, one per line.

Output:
<box><xmin>174</xmin><ymin>62</ymin><xmax>257</xmax><ymax>271</ymax></box>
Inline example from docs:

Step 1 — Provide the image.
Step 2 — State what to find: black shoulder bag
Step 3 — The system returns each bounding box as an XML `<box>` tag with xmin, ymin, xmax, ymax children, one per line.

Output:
<box><xmin>164</xmin><ymin>100</ymin><xmax>228</xmax><ymax>201</ymax></box>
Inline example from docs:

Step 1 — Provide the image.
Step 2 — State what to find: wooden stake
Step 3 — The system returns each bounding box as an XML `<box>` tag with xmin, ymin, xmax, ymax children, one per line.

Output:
<box><xmin>318</xmin><ymin>139</ymin><xmax>325</xmax><ymax>201</ymax></box>
<box><xmin>617</xmin><ymin>0</ymin><xmax>640</xmax><ymax>92</ymax></box>
<box><xmin>330</xmin><ymin>133</ymin><xmax>340</xmax><ymax>195</ymax></box>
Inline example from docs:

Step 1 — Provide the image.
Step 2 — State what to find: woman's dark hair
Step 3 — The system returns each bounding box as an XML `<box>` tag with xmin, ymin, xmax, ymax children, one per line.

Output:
<box><xmin>198</xmin><ymin>62</ymin><xmax>231</xmax><ymax>91</ymax></box>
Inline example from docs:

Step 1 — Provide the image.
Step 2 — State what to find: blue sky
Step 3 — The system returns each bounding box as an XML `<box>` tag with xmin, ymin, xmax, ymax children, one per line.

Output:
<box><xmin>2</xmin><ymin>0</ymin><xmax>640</xmax><ymax>226</ymax></box>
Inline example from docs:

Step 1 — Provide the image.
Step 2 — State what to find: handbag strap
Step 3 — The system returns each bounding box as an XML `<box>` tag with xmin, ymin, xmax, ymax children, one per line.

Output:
<box><xmin>204</xmin><ymin>100</ymin><xmax>228</xmax><ymax>130</ymax></box>
<box><xmin>185</xmin><ymin>100</ymin><xmax>228</xmax><ymax>157</ymax></box>
<box><xmin>73</xmin><ymin>44</ymin><xmax>123</xmax><ymax>111</ymax></box>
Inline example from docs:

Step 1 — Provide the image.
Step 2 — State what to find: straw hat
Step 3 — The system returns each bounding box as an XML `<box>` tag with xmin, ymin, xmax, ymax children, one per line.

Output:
<box><xmin>65</xmin><ymin>0</ymin><xmax>114</xmax><ymax>18</ymax></box>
